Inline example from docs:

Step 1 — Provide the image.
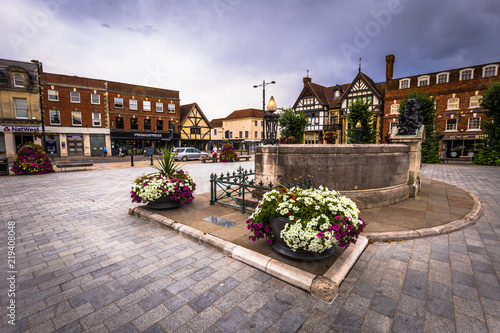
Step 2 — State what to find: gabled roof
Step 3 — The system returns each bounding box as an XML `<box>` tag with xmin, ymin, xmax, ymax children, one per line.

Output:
<box><xmin>224</xmin><ymin>108</ymin><xmax>263</xmax><ymax>120</ymax></box>
<box><xmin>180</xmin><ymin>103</ymin><xmax>212</xmax><ymax>128</ymax></box>
<box><xmin>339</xmin><ymin>71</ymin><xmax>383</xmax><ymax>101</ymax></box>
<box><xmin>293</xmin><ymin>82</ymin><xmax>350</xmax><ymax>110</ymax></box>
<box><xmin>210</xmin><ymin>118</ymin><xmax>224</xmax><ymax>127</ymax></box>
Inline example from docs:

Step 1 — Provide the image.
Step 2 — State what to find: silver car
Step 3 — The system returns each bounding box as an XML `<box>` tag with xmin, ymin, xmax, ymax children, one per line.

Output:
<box><xmin>172</xmin><ymin>147</ymin><xmax>209</xmax><ymax>161</ymax></box>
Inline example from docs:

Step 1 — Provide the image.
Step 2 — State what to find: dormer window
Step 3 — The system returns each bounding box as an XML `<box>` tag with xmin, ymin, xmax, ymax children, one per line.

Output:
<box><xmin>483</xmin><ymin>64</ymin><xmax>498</xmax><ymax>77</ymax></box>
<box><xmin>399</xmin><ymin>78</ymin><xmax>410</xmax><ymax>89</ymax></box>
<box><xmin>436</xmin><ymin>72</ymin><xmax>449</xmax><ymax>84</ymax></box>
<box><xmin>417</xmin><ymin>76</ymin><xmax>429</xmax><ymax>87</ymax></box>
<box><xmin>334</xmin><ymin>90</ymin><xmax>340</xmax><ymax>98</ymax></box>
<box><xmin>13</xmin><ymin>74</ymin><xmax>24</xmax><ymax>87</ymax></box>
<box><xmin>459</xmin><ymin>68</ymin><xmax>474</xmax><ymax>81</ymax></box>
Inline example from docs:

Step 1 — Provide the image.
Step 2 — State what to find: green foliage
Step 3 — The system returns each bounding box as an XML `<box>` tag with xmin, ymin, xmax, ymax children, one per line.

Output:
<box><xmin>474</xmin><ymin>82</ymin><xmax>500</xmax><ymax>165</ymax></box>
<box><xmin>346</xmin><ymin>99</ymin><xmax>377</xmax><ymax>143</ymax></box>
<box><xmin>279</xmin><ymin>108</ymin><xmax>308</xmax><ymax>144</ymax></box>
<box><xmin>152</xmin><ymin>146</ymin><xmax>180</xmax><ymax>176</ymax></box>
<box><xmin>399</xmin><ymin>90</ymin><xmax>440</xmax><ymax>163</ymax></box>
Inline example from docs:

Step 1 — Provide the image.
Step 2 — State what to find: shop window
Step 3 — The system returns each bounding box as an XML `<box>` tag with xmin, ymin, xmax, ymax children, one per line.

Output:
<box><xmin>116</xmin><ymin>116</ymin><xmax>124</xmax><ymax>130</ymax></box>
<box><xmin>399</xmin><ymin>78</ymin><xmax>410</xmax><ymax>89</ymax></box>
<box><xmin>157</xmin><ymin>120</ymin><xmax>163</xmax><ymax>131</ymax></box>
<box><xmin>417</xmin><ymin>76</ymin><xmax>429</xmax><ymax>87</ymax></box>
<box><xmin>459</xmin><ymin>69</ymin><xmax>473</xmax><ymax>81</ymax></box>
<box><xmin>91</xmin><ymin>93</ymin><xmax>100</xmax><ymax>105</ymax></box>
<box><xmin>468</xmin><ymin>117</ymin><xmax>480</xmax><ymax>130</ymax></box>
<box><xmin>0</xmin><ymin>135</ymin><xmax>5</xmax><ymax>153</ymax></box>
<box><xmin>447</xmin><ymin>98</ymin><xmax>459</xmax><ymax>109</ymax></box>
<box><xmin>168</xmin><ymin>103</ymin><xmax>175</xmax><ymax>113</ymax></box>
<box><xmin>436</xmin><ymin>72</ymin><xmax>449</xmax><ymax>84</ymax></box>
<box><xmin>469</xmin><ymin>95</ymin><xmax>482</xmax><ymax>108</ymax></box>
<box><xmin>114</xmin><ymin>97</ymin><xmax>123</xmax><ymax>108</ymax></box>
<box><xmin>144</xmin><ymin>119</ymin><xmax>151</xmax><ymax>130</ymax></box>
<box><xmin>70</xmin><ymin>92</ymin><xmax>80</xmax><ymax>103</ymax></box>
<box><xmin>143</xmin><ymin>101</ymin><xmax>151</xmax><ymax>111</ymax></box>
<box><xmin>483</xmin><ymin>65</ymin><xmax>498</xmax><ymax>78</ymax></box>
<box><xmin>92</xmin><ymin>112</ymin><xmax>101</xmax><ymax>126</ymax></box>
<box><xmin>13</xmin><ymin>74</ymin><xmax>24</xmax><ymax>87</ymax></box>
<box><xmin>168</xmin><ymin>121</ymin><xmax>175</xmax><ymax>131</ymax></box>
<box><xmin>48</xmin><ymin>89</ymin><xmax>59</xmax><ymax>101</ymax></box>
<box><xmin>50</xmin><ymin>110</ymin><xmax>61</xmax><ymax>125</ymax></box>
<box><xmin>129</xmin><ymin>99</ymin><xmax>137</xmax><ymax>110</ymax></box>
<box><xmin>446</xmin><ymin>118</ymin><xmax>457</xmax><ymax>131</ymax></box>
<box><xmin>14</xmin><ymin>98</ymin><xmax>28</xmax><ymax>119</ymax></box>
<box><xmin>156</xmin><ymin>102</ymin><xmax>163</xmax><ymax>112</ymax></box>
<box><xmin>72</xmin><ymin>111</ymin><xmax>82</xmax><ymax>126</ymax></box>
<box><xmin>130</xmin><ymin>118</ymin><xmax>138</xmax><ymax>130</ymax></box>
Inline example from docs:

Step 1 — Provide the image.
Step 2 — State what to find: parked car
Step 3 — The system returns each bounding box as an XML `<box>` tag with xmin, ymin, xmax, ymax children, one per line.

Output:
<box><xmin>172</xmin><ymin>147</ymin><xmax>209</xmax><ymax>161</ymax></box>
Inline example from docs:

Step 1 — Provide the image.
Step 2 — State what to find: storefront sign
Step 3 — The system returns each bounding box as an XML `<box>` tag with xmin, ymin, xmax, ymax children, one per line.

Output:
<box><xmin>133</xmin><ymin>133</ymin><xmax>162</xmax><ymax>138</ymax></box>
<box><xmin>0</xmin><ymin>125</ymin><xmax>40</xmax><ymax>133</ymax></box>
<box><xmin>111</xmin><ymin>131</ymin><xmax>170</xmax><ymax>140</ymax></box>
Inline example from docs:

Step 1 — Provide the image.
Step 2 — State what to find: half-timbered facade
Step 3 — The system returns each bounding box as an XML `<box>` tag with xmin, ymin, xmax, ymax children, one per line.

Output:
<box><xmin>179</xmin><ymin>103</ymin><xmax>211</xmax><ymax>151</ymax></box>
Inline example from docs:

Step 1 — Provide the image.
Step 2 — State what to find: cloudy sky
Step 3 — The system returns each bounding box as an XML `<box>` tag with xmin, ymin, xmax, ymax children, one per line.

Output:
<box><xmin>1</xmin><ymin>0</ymin><xmax>499</xmax><ymax>120</ymax></box>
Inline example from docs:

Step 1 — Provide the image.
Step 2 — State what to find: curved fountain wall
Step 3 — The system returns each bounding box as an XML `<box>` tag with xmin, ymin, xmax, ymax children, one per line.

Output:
<box><xmin>255</xmin><ymin>144</ymin><xmax>412</xmax><ymax>209</ymax></box>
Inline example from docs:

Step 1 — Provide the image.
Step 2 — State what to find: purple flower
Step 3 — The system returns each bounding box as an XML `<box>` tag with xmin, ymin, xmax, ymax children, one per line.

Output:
<box><xmin>333</xmin><ymin>224</ymin><xmax>341</xmax><ymax>231</ymax></box>
<box><xmin>335</xmin><ymin>216</ymin><xmax>340</xmax><ymax>221</ymax></box>
<box><xmin>338</xmin><ymin>242</ymin><xmax>346</xmax><ymax>247</ymax></box>
<box><xmin>316</xmin><ymin>232</ymin><xmax>323</xmax><ymax>238</ymax></box>
<box><xmin>251</xmin><ymin>237</ymin><xmax>257</xmax><ymax>242</ymax></box>
<box><xmin>335</xmin><ymin>233</ymin><xmax>341</xmax><ymax>240</ymax></box>
<box><xmin>267</xmin><ymin>239</ymin><xmax>273</xmax><ymax>244</ymax></box>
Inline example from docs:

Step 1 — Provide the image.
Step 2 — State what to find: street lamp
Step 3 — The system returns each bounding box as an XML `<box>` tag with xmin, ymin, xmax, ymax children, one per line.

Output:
<box><xmin>31</xmin><ymin>60</ymin><xmax>46</xmax><ymax>151</ymax></box>
<box><xmin>264</xmin><ymin>96</ymin><xmax>280</xmax><ymax>144</ymax></box>
<box><xmin>253</xmin><ymin>80</ymin><xmax>275</xmax><ymax>143</ymax></box>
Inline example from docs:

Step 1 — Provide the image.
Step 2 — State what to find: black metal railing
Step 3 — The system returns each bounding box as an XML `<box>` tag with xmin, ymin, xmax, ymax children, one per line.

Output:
<box><xmin>209</xmin><ymin>166</ymin><xmax>312</xmax><ymax>213</ymax></box>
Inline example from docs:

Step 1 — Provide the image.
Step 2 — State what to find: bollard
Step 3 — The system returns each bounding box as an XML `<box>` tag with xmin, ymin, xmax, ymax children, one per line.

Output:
<box><xmin>131</xmin><ymin>153</ymin><xmax>134</xmax><ymax>167</ymax></box>
<box><xmin>151</xmin><ymin>154</ymin><xmax>153</xmax><ymax>165</ymax></box>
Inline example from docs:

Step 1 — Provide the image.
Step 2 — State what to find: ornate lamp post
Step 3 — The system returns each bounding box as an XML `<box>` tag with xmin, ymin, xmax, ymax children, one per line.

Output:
<box><xmin>354</xmin><ymin>120</ymin><xmax>362</xmax><ymax>144</ymax></box>
<box><xmin>31</xmin><ymin>60</ymin><xmax>46</xmax><ymax>151</ymax></box>
<box><xmin>264</xmin><ymin>96</ymin><xmax>280</xmax><ymax>144</ymax></box>
<box><xmin>253</xmin><ymin>80</ymin><xmax>275</xmax><ymax>144</ymax></box>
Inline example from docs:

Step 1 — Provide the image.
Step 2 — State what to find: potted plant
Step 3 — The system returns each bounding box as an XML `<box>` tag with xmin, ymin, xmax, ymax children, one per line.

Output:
<box><xmin>10</xmin><ymin>143</ymin><xmax>54</xmax><ymax>175</ymax></box>
<box><xmin>219</xmin><ymin>142</ymin><xmax>239</xmax><ymax>162</ymax></box>
<box><xmin>246</xmin><ymin>186</ymin><xmax>366</xmax><ymax>261</ymax></box>
<box><xmin>130</xmin><ymin>147</ymin><xmax>196</xmax><ymax>209</ymax></box>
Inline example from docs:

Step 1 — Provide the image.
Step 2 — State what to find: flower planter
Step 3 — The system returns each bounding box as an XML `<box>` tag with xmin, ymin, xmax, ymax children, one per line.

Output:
<box><xmin>269</xmin><ymin>217</ymin><xmax>336</xmax><ymax>262</ymax></box>
<box><xmin>147</xmin><ymin>195</ymin><xmax>180</xmax><ymax>210</ymax></box>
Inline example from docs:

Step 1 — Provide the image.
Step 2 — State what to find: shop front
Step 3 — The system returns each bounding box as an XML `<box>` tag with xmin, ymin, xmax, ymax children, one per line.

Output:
<box><xmin>111</xmin><ymin>131</ymin><xmax>173</xmax><ymax>156</ymax></box>
<box><xmin>441</xmin><ymin>133</ymin><xmax>485</xmax><ymax>158</ymax></box>
<box><xmin>0</xmin><ymin>124</ymin><xmax>41</xmax><ymax>160</ymax></box>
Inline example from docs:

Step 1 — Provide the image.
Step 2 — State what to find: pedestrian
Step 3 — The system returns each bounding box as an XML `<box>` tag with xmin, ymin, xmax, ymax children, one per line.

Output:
<box><xmin>102</xmin><ymin>146</ymin><xmax>107</xmax><ymax>157</ymax></box>
<box><xmin>212</xmin><ymin>146</ymin><xmax>217</xmax><ymax>158</ymax></box>
<box><xmin>118</xmin><ymin>146</ymin><xmax>122</xmax><ymax>158</ymax></box>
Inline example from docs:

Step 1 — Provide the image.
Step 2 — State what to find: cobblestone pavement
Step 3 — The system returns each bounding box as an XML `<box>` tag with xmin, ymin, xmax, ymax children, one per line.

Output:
<box><xmin>0</xmin><ymin>163</ymin><xmax>499</xmax><ymax>332</ymax></box>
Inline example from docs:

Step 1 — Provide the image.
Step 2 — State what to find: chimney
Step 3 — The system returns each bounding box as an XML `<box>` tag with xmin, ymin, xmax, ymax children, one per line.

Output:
<box><xmin>385</xmin><ymin>54</ymin><xmax>395</xmax><ymax>81</ymax></box>
<box><xmin>303</xmin><ymin>76</ymin><xmax>312</xmax><ymax>87</ymax></box>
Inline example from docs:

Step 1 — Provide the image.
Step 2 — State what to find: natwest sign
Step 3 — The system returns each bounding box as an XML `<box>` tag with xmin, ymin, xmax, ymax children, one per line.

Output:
<box><xmin>0</xmin><ymin>125</ymin><xmax>40</xmax><ymax>133</ymax></box>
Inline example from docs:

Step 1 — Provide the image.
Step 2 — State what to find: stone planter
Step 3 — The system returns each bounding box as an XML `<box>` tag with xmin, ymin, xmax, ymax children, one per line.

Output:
<box><xmin>147</xmin><ymin>195</ymin><xmax>180</xmax><ymax>210</ymax></box>
<box><xmin>269</xmin><ymin>216</ymin><xmax>336</xmax><ymax>262</ymax></box>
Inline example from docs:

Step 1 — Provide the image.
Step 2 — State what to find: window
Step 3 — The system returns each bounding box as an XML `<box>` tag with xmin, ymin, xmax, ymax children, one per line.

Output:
<box><xmin>50</xmin><ymin>110</ymin><xmax>60</xmax><ymax>125</ymax></box>
<box><xmin>255</xmin><ymin>121</ymin><xmax>258</xmax><ymax>126</ymax></box>
<box><xmin>261</xmin><ymin>121</ymin><xmax>263</xmax><ymax>126</ymax></box>
<box><xmin>157</xmin><ymin>120</ymin><xmax>163</xmax><ymax>131</ymax></box>
<box><xmin>436</xmin><ymin>72</ymin><xmax>449</xmax><ymax>84</ymax></box>
<box><xmin>190</xmin><ymin>128</ymin><xmax>201</xmax><ymax>135</ymax></box>
<box><xmin>334</xmin><ymin>90</ymin><xmax>341</xmax><ymax>98</ymax></box>
<box><xmin>156</xmin><ymin>102</ymin><xmax>163</xmax><ymax>112</ymax></box>
<box><xmin>460</xmin><ymin>69</ymin><xmax>473</xmax><ymax>81</ymax></box>
<box><xmin>116</xmin><ymin>117</ymin><xmax>124</xmax><ymax>129</ymax></box>
<box><xmin>48</xmin><ymin>89</ymin><xmax>59</xmax><ymax>101</ymax></box>
<box><xmin>245</xmin><ymin>131</ymin><xmax>248</xmax><ymax>138</ymax></box>
<box><xmin>129</xmin><ymin>99</ymin><xmax>137</xmax><ymax>110</ymax></box>
<box><xmin>92</xmin><ymin>112</ymin><xmax>101</xmax><ymax>126</ymax></box>
<box><xmin>169</xmin><ymin>121</ymin><xmax>175</xmax><ymax>131</ymax></box>
<box><xmin>389</xmin><ymin>121</ymin><xmax>399</xmax><ymax>134</ymax></box>
<box><xmin>144</xmin><ymin>119</ymin><xmax>151</xmax><ymax>130</ymax></box>
<box><xmin>72</xmin><ymin>111</ymin><xmax>82</xmax><ymax>126</ymax></box>
<box><xmin>70</xmin><ymin>92</ymin><xmax>80</xmax><ymax>103</ymax></box>
<box><xmin>130</xmin><ymin>118</ymin><xmax>138</xmax><ymax>130</ymax></box>
<box><xmin>239</xmin><ymin>131</ymin><xmax>242</xmax><ymax>138</ymax></box>
<box><xmin>447</xmin><ymin>98</ymin><xmax>459</xmax><ymax>109</ymax></box>
<box><xmin>168</xmin><ymin>103</ymin><xmax>175</xmax><ymax>113</ymax></box>
<box><xmin>114</xmin><ymin>97</ymin><xmax>123</xmax><ymax>108</ymax></box>
<box><xmin>214</xmin><ymin>129</ymin><xmax>217</xmax><ymax>135</ymax></box>
<box><xmin>417</xmin><ymin>76</ymin><xmax>429</xmax><ymax>87</ymax></box>
<box><xmin>255</xmin><ymin>131</ymin><xmax>257</xmax><ymax>138</ymax></box>
<box><xmin>261</xmin><ymin>131</ymin><xmax>263</xmax><ymax>138</ymax></box>
<box><xmin>13</xmin><ymin>75</ymin><xmax>24</xmax><ymax>87</ymax></box>
<box><xmin>399</xmin><ymin>78</ymin><xmax>410</xmax><ymax>89</ymax></box>
<box><xmin>469</xmin><ymin>95</ymin><xmax>482</xmax><ymax>108</ymax></box>
<box><xmin>446</xmin><ymin>118</ymin><xmax>457</xmax><ymax>131</ymax></box>
<box><xmin>483</xmin><ymin>65</ymin><xmax>498</xmax><ymax>77</ymax></box>
<box><xmin>390</xmin><ymin>103</ymin><xmax>400</xmax><ymax>114</ymax></box>
<box><xmin>143</xmin><ymin>101</ymin><xmax>151</xmax><ymax>111</ymax></box>
<box><xmin>468</xmin><ymin>117</ymin><xmax>480</xmax><ymax>130</ymax></box>
<box><xmin>13</xmin><ymin>98</ymin><xmax>28</xmax><ymax>118</ymax></box>
<box><xmin>91</xmin><ymin>93</ymin><xmax>100</xmax><ymax>104</ymax></box>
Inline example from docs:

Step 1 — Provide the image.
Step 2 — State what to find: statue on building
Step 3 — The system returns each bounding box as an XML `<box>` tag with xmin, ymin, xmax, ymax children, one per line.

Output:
<box><xmin>397</xmin><ymin>97</ymin><xmax>423</xmax><ymax>135</ymax></box>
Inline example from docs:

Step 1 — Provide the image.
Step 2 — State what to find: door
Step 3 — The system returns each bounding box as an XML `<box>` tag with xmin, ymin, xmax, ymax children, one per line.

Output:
<box><xmin>90</xmin><ymin>135</ymin><xmax>105</xmax><ymax>157</ymax></box>
<box><xmin>67</xmin><ymin>136</ymin><xmax>84</xmax><ymax>156</ymax></box>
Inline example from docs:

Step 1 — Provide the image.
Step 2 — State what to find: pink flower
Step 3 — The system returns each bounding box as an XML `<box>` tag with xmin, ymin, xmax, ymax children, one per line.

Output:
<box><xmin>335</xmin><ymin>233</ymin><xmax>341</xmax><ymax>240</ymax></box>
<box><xmin>316</xmin><ymin>232</ymin><xmax>323</xmax><ymax>238</ymax></box>
<box><xmin>267</xmin><ymin>239</ymin><xmax>273</xmax><ymax>244</ymax></box>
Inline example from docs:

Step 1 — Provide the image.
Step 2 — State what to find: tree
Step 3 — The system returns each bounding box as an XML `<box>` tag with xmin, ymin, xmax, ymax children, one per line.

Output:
<box><xmin>473</xmin><ymin>82</ymin><xmax>500</xmax><ymax>166</ymax></box>
<box><xmin>346</xmin><ymin>99</ymin><xmax>377</xmax><ymax>143</ymax></box>
<box><xmin>279</xmin><ymin>108</ymin><xmax>308</xmax><ymax>143</ymax></box>
<box><xmin>399</xmin><ymin>90</ymin><xmax>440</xmax><ymax>163</ymax></box>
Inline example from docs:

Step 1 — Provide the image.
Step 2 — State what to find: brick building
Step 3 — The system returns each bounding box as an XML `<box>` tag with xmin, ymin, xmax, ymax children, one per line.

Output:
<box><xmin>383</xmin><ymin>56</ymin><xmax>500</xmax><ymax>158</ymax></box>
